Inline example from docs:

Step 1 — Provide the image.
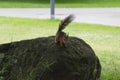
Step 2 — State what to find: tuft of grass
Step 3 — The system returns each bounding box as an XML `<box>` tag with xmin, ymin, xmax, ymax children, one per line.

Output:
<box><xmin>0</xmin><ymin>17</ymin><xmax>120</xmax><ymax>80</ymax></box>
<box><xmin>0</xmin><ymin>0</ymin><xmax>120</xmax><ymax>7</ymax></box>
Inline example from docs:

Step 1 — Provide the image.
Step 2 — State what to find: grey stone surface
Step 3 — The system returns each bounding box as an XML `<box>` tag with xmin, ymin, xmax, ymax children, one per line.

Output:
<box><xmin>0</xmin><ymin>8</ymin><xmax>120</xmax><ymax>26</ymax></box>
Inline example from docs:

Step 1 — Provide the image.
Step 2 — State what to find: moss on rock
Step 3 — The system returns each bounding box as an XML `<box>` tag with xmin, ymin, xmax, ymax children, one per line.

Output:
<box><xmin>0</xmin><ymin>36</ymin><xmax>101</xmax><ymax>80</ymax></box>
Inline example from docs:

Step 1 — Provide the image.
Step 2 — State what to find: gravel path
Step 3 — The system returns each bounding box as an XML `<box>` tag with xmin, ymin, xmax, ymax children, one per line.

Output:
<box><xmin>0</xmin><ymin>8</ymin><xmax>120</xmax><ymax>26</ymax></box>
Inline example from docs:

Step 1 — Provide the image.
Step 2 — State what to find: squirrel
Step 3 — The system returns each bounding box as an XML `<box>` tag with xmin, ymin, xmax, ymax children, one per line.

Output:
<box><xmin>55</xmin><ymin>14</ymin><xmax>75</xmax><ymax>47</ymax></box>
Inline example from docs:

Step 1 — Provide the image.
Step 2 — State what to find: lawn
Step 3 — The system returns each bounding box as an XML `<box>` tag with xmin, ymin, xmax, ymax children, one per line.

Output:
<box><xmin>0</xmin><ymin>17</ymin><xmax>120</xmax><ymax>80</ymax></box>
<box><xmin>0</xmin><ymin>0</ymin><xmax>120</xmax><ymax>8</ymax></box>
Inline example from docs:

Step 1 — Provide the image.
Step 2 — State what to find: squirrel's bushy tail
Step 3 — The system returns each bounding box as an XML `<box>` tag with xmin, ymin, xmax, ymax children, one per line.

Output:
<box><xmin>58</xmin><ymin>14</ymin><xmax>75</xmax><ymax>32</ymax></box>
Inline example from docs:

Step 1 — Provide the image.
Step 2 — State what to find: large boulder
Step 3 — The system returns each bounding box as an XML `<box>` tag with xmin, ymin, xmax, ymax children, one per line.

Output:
<box><xmin>0</xmin><ymin>36</ymin><xmax>101</xmax><ymax>80</ymax></box>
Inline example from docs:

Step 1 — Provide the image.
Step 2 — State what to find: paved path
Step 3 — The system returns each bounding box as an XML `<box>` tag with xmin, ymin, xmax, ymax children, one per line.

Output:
<box><xmin>0</xmin><ymin>8</ymin><xmax>120</xmax><ymax>26</ymax></box>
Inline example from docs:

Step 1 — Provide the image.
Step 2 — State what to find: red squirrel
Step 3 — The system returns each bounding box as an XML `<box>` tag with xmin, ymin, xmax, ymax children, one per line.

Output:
<box><xmin>55</xmin><ymin>14</ymin><xmax>75</xmax><ymax>47</ymax></box>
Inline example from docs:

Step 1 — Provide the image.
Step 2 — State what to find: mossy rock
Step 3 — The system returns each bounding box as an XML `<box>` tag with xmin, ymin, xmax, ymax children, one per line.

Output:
<box><xmin>0</xmin><ymin>36</ymin><xmax>101</xmax><ymax>80</ymax></box>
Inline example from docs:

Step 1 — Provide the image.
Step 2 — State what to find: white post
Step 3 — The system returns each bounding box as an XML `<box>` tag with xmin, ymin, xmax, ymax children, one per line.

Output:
<box><xmin>50</xmin><ymin>0</ymin><xmax>55</xmax><ymax>19</ymax></box>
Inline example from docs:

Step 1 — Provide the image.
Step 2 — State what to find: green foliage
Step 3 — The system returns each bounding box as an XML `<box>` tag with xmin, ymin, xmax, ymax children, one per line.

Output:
<box><xmin>0</xmin><ymin>0</ymin><xmax>120</xmax><ymax>2</ymax></box>
<box><xmin>0</xmin><ymin>0</ymin><xmax>120</xmax><ymax>7</ymax></box>
<box><xmin>0</xmin><ymin>17</ymin><xmax>120</xmax><ymax>80</ymax></box>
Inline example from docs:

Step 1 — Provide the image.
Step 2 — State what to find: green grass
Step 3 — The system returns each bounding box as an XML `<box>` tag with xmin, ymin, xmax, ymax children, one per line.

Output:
<box><xmin>0</xmin><ymin>17</ymin><xmax>120</xmax><ymax>80</ymax></box>
<box><xmin>0</xmin><ymin>0</ymin><xmax>120</xmax><ymax>7</ymax></box>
